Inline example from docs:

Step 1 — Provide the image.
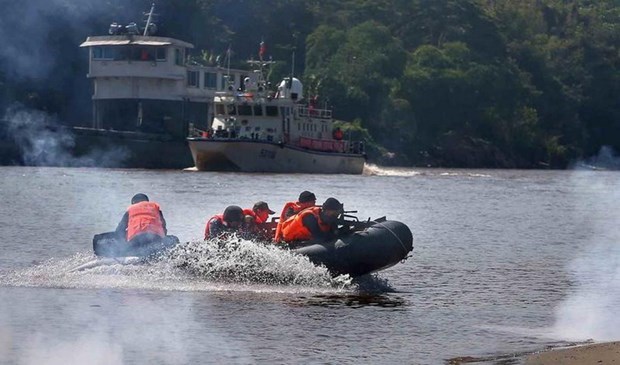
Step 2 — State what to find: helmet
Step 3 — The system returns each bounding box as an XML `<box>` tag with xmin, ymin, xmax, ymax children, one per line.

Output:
<box><xmin>322</xmin><ymin>197</ymin><xmax>343</xmax><ymax>212</ymax></box>
<box><xmin>131</xmin><ymin>193</ymin><xmax>149</xmax><ymax>204</ymax></box>
<box><xmin>298</xmin><ymin>191</ymin><xmax>316</xmax><ymax>203</ymax></box>
<box><xmin>223</xmin><ymin>205</ymin><xmax>244</xmax><ymax>223</ymax></box>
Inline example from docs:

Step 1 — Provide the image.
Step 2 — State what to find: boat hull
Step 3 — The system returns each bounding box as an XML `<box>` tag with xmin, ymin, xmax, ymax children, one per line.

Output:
<box><xmin>188</xmin><ymin>138</ymin><xmax>365</xmax><ymax>174</ymax></box>
<box><xmin>93</xmin><ymin>232</ymin><xmax>180</xmax><ymax>257</ymax></box>
<box><xmin>72</xmin><ymin>128</ymin><xmax>194</xmax><ymax>169</ymax></box>
<box><xmin>0</xmin><ymin>123</ymin><xmax>194</xmax><ymax>169</ymax></box>
<box><xmin>291</xmin><ymin>220</ymin><xmax>413</xmax><ymax>277</ymax></box>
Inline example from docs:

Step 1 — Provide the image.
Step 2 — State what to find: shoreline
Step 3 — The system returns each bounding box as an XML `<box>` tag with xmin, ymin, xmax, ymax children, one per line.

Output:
<box><xmin>526</xmin><ymin>341</ymin><xmax>620</xmax><ymax>365</ymax></box>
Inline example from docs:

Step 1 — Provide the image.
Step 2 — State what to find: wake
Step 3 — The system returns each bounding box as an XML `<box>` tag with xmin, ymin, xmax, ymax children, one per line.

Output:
<box><xmin>0</xmin><ymin>237</ymin><xmax>394</xmax><ymax>294</ymax></box>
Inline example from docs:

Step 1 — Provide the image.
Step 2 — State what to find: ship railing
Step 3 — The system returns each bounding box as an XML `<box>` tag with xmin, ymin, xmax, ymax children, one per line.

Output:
<box><xmin>297</xmin><ymin>106</ymin><xmax>332</xmax><ymax>119</ymax></box>
<box><xmin>188</xmin><ymin>124</ymin><xmax>212</xmax><ymax>138</ymax></box>
<box><xmin>298</xmin><ymin>137</ymin><xmax>347</xmax><ymax>153</ymax></box>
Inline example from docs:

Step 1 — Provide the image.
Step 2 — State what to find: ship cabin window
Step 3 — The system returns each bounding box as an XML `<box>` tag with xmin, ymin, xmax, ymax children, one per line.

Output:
<box><xmin>92</xmin><ymin>47</ymin><xmax>116</xmax><ymax>60</ymax></box>
<box><xmin>187</xmin><ymin>71</ymin><xmax>199</xmax><ymax>88</ymax></box>
<box><xmin>226</xmin><ymin>104</ymin><xmax>236</xmax><ymax>115</ymax></box>
<box><xmin>156</xmin><ymin>48</ymin><xmax>167</xmax><ymax>61</ymax></box>
<box><xmin>215</xmin><ymin>104</ymin><xmax>226</xmax><ymax>115</ymax></box>
<box><xmin>175</xmin><ymin>48</ymin><xmax>183</xmax><ymax>66</ymax></box>
<box><xmin>238</xmin><ymin>105</ymin><xmax>252</xmax><ymax>116</ymax></box>
<box><xmin>266</xmin><ymin>106</ymin><xmax>278</xmax><ymax>117</ymax></box>
<box><xmin>204</xmin><ymin>72</ymin><xmax>217</xmax><ymax>89</ymax></box>
<box><xmin>136</xmin><ymin>47</ymin><xmax>155</xmax><ymax>61</ymax></box>
<box><xmin>253</xmin><ymin>105</ymin><xmax>263</xmax><ymax>116</ymax></box>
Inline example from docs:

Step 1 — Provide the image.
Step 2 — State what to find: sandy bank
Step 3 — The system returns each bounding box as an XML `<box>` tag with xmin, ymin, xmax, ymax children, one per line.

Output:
<box><xmin>526</xmin><ymin>341</ymin><xmax>620</xmax><ymax>365</ymax></box>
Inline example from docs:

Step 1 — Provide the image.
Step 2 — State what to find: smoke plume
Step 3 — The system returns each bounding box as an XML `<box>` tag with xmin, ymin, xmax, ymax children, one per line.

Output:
<box><xmin>553</xmin><ymin>149</ymin><xmax>620</xmax><ymax>341</ymax></box>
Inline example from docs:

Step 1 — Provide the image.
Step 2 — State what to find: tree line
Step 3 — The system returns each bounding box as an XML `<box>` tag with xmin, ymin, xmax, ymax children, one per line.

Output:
<box><xmin>1</xmin><ymin>0</ymin><xmax>618</xmax><ymax>168</ymax></box>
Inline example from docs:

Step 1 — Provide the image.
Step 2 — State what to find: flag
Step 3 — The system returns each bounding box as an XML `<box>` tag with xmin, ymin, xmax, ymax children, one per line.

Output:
<box><xmin>259</xmin><ymin>40</ymin><xmax>266</xmax><ymax>60</ymax></box>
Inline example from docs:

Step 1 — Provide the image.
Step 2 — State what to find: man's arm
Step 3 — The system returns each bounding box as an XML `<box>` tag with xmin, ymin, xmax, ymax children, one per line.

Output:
<box><xmin>159</xmin><ymin>210</ymin><xmax>167</xmax><ymax>235</ymax></box>
<box><xmin>115</xmin><ymin>212</ymin><xmax>129</xmax><ymax>237</ymax></box>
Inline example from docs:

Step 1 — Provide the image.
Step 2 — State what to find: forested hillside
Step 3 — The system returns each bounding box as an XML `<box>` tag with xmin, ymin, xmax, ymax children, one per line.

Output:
<box><xmin>1</xmin><ymin>0</ymin><xmax>618</xmax><ymax>168</ymax></box>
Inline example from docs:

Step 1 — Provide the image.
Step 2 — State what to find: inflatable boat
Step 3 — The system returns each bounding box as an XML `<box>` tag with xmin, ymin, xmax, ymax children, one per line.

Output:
<box><xmin>92</xmin><ymin>232</ymin><xmax>180</xmax><ymax>257</ymax></box>
<box><xmin>288</xmin><ymin>219</ymin><xmax>413</xmax><ymax>277</ymax></box>
<box><xmin>68</xmin><ymin>233</ymin><xmax>179</xmax><ymax>272</ymax></box>
<box><xmin>75</xmin><ymin>218</ymin><xmax>413</xmax><ymax>277</ymax></box>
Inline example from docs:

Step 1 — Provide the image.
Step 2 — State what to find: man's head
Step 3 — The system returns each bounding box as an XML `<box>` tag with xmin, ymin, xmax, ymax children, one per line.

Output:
<box><xmin>252</xmin><ymin>201</ymin><xmax>275</xmax><ymax>221</ymax></box>
<box><xmin>131</xmin><ymin>193</ymin><xmax>149</xmax><ymax>204</ymax></box>
<box><xmin>223</xmin><ymin>205</ymin><xmax>244</xmax><ymax>228</ymax></box>
<box><xmin>321</xmin><ymin>197</ymin><xmax>343</xmax><ymax>223</ymax></box>
<box><xmin>298</xmin><ymin>191</ymin><xmax>316</xmax><ymax>204</ymax></box>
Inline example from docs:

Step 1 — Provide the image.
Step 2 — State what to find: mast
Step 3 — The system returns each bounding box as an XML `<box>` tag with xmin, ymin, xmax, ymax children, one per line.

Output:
<box><xmin>143</xmin><ymin>3</ymin><xmax>155</xmax><ymax>36</ymax></box>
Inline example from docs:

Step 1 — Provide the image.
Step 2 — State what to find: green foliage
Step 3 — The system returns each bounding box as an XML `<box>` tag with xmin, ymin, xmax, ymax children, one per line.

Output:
<box><xmin>2</xmin><ymin>0</ymin><xmax>618</xmax><ymax>168</ymax></box>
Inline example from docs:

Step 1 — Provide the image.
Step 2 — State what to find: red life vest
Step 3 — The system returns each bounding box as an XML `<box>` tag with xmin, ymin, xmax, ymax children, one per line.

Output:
<box><xmin>281</xmin><ymin>206</ymin><xmax>332</xmax><ymax>242</ymax></box>
<box><xmin>242</xmin><ymin>208</ymin><xmax>265</xmax><ymax>224</ymax></box>
<box><xmin>204</xmin><ymin>214</ymin><xmax>224</xmax><ymax>240</ymax></box>
<box><xmin>126</xmin><ymin>201</ymin><xmax>165</xmax><ymax>241</ymax></box>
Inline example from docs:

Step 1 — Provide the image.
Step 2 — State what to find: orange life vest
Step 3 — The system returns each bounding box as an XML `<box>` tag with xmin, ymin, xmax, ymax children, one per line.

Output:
<box><xmin>274</xmin><ymin>201</ymin><xmax>307</xmax><ymax>242</ymax></box>
<box><xmin>126</xmin><ymin>201</ymin><xmax>165</xmax><ymax>241</ymax></box>
<box><xmin>281</xmin><ymin>206</ymin><xmax>332</xmax><ymax>242</ymax></box>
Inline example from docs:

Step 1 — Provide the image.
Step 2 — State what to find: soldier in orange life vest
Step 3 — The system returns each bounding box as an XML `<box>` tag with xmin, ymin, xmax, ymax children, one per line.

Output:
<box><xmin>204</xmin><ymin>205</ymin><xmax>245</xmax><ymax>240</ymax></box>
<box><xmin>115</xmin><ymin>193</ymin><xmax>167</xmax><ymax>247</ymax></box>
<box><xmin>281</xmin><ymin>197</ymin><xmax>343</xmax><ymax>243</ymax></box>
<box><xmin>274</xmin><ymin>191</ymin><xmax>317</xmax><ymax>243</ymax></box>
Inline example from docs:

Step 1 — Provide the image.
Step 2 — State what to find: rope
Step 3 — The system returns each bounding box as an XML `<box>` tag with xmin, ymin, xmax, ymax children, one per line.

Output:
<box><xmin>372</xmin><ymin>220</ymin><xmax>411</xmax><ymax>256</ymax></box>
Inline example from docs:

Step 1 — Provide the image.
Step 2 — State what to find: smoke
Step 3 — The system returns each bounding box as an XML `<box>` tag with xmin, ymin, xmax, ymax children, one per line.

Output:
<box><xmin>0</xmin><ymin>0</ymin><xmax>144</xmax><ymax>124</ymax></box>
<box><xmin>0</xmin><ymin>0</ymin><xmax>135</xmax><ymax>81</ymax></box>
<box><xmin>572</xmin><ymin>145</ymin><xmax>620</xmax><ymax>170</ymax></box>
<box><xmin>2</xmin><ymin>105</ymin><xmax>128</xmax><ymax>167</ymax></box>
<box><xmin>552</xmin><ymin>150</ymin><xmax>620</xmax><ymax>341</ymax></box>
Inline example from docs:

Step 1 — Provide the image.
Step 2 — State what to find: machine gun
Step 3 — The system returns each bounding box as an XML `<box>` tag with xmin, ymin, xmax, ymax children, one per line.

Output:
<box><xmin>337</xmin><ymin>211</ymin><xmax>387</xmax><ymax>233</ymax></box>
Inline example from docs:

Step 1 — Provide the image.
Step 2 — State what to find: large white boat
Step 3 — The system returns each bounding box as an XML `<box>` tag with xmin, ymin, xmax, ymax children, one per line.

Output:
<box><xmin>187</xmin><ymin>60</ymin><xmax>366</xmax><ymax>174</ymax></box>
<box><xmin>75</xmin><ymin>4</ymin><xmax>249</xmax><ymax>168</ymax></box>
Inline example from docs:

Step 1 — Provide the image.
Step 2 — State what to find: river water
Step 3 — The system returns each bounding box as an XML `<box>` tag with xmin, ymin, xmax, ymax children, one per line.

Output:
<box><xmin>1</xmin><ymin>165</ymin><xmax>619</xmax><ymax>364</ymax></box>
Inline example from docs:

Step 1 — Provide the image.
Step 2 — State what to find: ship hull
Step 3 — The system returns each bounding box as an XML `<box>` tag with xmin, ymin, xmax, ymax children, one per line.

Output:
<box><xmin>0</xmin><ymin>122</ymin><xmax>194</xmax><ymax>169</ymax></box>
<box><xmin>188</xmin><ymin>138</ymin><xmax>365</xmax><ymax>174</ymax></box>
<box><xmin>72</xmin><ymin>128</ymin><xmax>194</xmax><ymax>169</ymax></box>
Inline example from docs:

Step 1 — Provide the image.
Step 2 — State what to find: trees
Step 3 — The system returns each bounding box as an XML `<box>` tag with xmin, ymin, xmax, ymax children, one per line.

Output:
<box><xmin>1</xmin><ymin>0</ymin><xmax>617</xmax><ymax>167</ymax></box>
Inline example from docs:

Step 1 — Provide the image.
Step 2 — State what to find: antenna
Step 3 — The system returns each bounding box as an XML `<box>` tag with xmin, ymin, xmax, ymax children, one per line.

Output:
<box><xmin>143</xmin><ymin>3</ymin><xmax>156</xmax><ymax>36</ymax></box>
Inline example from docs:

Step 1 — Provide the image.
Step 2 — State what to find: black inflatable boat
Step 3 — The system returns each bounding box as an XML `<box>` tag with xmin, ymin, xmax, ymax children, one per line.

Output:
<box><xmin>92</xmin><ymin>232</ymin><xmax>180</xmax><ymax>257</ymax></box>
<box><xmin>289</xmin><ymin>219</ymin><xmax>413</xmax><ymax>277</ymax></box>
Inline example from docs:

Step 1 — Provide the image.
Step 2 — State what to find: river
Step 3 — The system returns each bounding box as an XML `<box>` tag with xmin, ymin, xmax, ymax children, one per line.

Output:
<box><xmin>1</xmin><ymin>165</ymin><xmax>619</xmax><ymax>364</ymax></box>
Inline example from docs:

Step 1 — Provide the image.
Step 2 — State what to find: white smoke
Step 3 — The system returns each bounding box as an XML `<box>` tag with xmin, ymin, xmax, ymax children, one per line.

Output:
<box><xmin>553</xmin><ymin>158</ymin><xmax>620</xmax><ymax>341</ymax></box>
<box><xmin>3</xmin><ymin>105</ymin><xmax>128</xmax><ymax>167</ymax></box>
<box><xmin>0</xmin><ymin>0</ymin><xmax>132</xmax><ymax>81</ymax></box>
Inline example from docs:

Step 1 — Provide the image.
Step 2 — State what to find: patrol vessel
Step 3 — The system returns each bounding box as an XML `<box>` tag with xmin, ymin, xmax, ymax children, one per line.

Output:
<box><xmin>186</xmin><ymin>58</ymin><xmax>366</xmax><ymax>174</ymax></box>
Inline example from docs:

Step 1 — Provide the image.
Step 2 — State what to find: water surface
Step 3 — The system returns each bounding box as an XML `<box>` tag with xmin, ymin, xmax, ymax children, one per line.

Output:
<box><xmin>1</xmin><ymin>165</ymin><xmax>619</xmax><ymax>364</ymax></box>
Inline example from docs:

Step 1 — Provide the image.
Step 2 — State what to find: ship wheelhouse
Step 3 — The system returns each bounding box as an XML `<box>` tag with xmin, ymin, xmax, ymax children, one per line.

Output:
<box><xmin>80</xmin><ymin>35</ymin><xmax>246</xmax><ymax>139</ymax></box>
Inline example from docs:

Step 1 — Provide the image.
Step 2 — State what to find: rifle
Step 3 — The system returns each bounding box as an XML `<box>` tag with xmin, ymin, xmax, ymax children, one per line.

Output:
<box><xmin>337</xmin><ymin>211</ymin><xmax>387</xmax><ymax>233</ymax></box>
